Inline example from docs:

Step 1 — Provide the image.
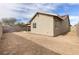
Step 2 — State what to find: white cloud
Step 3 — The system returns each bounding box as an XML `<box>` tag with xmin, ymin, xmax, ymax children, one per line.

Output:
<box><xmin>0</xmin><ymin>3</ymin><xmax>62</xmax><ymax>20</ymax></box>
<box><xmin>70</xmin><ymin>16</ymin><xmax>79</xmax><ymax>26</ymax></box>
<box><xmin>0</xmin><ymin>3</ymin><xmax>18</xmax><ymax>18</ymax></box>
<box><xmin>14</xmin><ymin>3</ymin><xmax>63</xmax><ymax>18</ymax></box>
<box><xmin>9</xmin><ymin>3</ymin><xmax>61</xmax><ymax>20</ymax></box>
<box><xmin>68</xmin><ymin>3</ymin><xmax>79</xmax><ymax>5</ymax></box>
<box><xmin>0</xmin><ymin>3</ymin><xmax>78</xmax><ymax>25</ymax></box>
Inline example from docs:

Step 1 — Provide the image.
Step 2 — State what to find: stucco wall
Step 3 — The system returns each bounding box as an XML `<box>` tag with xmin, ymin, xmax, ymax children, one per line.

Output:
<box><xmin>31</xmin><ymin>14</ymin><xmax>54</xmax><ymax>36</ymax></box>
<box><xmin>0</xmin><ymin>24</ymin><xmax>2</xmax><ymax>39</ymax></box>
<box><xmin>62</xmin><ymin>19</ymin><xmax>70</xmax><ymax>33</ymax></box>
<box><xmin>54</xmin><ymin>19</ymin><xmax>63</xmax><ymax>36</ymax></box>
<box><xmin>31</xmin><ymin>14</ymin><xmax>70</xmax><ymax>36</ymax></box>
<box><xmin>54</xmin><ymin>16</ymin><xmax>70</xmax><ymax>36</ymax></box>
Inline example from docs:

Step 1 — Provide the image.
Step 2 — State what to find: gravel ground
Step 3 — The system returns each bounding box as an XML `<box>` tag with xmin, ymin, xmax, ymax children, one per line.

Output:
<box><xmin>0</xmin><ymin>27</ymin><xmax>79</xmax><ymax>55</ymax></box>
<box><xmin>0</xmin><ymin>32</ymin><xmax>60</xmax><ymax>55</ymax></box>
<box><xmin>13</xmin><ymin>31</ymin><xmax>79</xmax><ymax>55</ymax></box>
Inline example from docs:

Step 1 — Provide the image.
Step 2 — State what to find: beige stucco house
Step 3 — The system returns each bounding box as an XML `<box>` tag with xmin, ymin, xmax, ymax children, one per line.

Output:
<box><xmin>30</xmin><ymin>12</ymin><xmax>70</xmax><ymax>36</ymax></box>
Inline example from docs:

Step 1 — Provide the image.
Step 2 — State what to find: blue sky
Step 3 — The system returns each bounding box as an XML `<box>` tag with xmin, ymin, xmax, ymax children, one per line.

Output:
<box><xmin>0</xmin><ymin>3</ymin><xmax>79</xmax><ymax>25</ymax></box>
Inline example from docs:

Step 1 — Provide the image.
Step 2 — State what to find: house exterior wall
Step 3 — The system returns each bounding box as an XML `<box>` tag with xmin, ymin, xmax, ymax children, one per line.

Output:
<box><xmin>54</xmin><ymin>16</ymin><xmax>70</xmax><ymax>36</ymax></box>
<box><xmin>53</xmin><ymin>18</ymin><xmax>63</xmax><ymax>36</ymax></box>
<box><xmin>31</xmin><ymin>13</ymin><xmax>70</xmax><ymax>37</ymax></box>
<box><xmin>31</xmin><ymin>14</ymin><xmax>54</xmax><ymax>36</ymax></box>
<box><xmin>62</xmin><ymin>17</ymin><xmax>70</xmax><ymax>33</ymax></box>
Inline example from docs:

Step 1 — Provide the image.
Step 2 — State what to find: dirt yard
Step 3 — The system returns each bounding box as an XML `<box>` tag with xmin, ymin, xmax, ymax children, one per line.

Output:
<box><xmin>0</xmin><ymin>32</ymin><xmax>60</xmax><ymax>55</ymax></box>
<box><xmin>0</xmin><ymin>27</ymin><xmax>79</xmax><ymax>55</ymax></box>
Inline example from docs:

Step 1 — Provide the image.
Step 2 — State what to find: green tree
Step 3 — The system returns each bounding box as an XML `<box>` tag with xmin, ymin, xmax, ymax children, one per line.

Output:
<box><xmin>2</xmin><ymin>18</ymin><xmax>16</xmax><ymax>26</ymax></box>
<box><xmin>15</xmin><ymin>22</ymin><xmax>25</xmax><ymax>27</ymax></box>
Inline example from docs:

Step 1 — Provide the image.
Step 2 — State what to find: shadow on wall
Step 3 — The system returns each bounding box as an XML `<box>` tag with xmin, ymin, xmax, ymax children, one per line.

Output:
<box><xmin>0</xmin><ymin>33</ymin><xmax>60</xmax><ymax>55</ymax></box>
<box><xmin>61</xmin><ymin>29</ymin><xmax>71</xmax><ymax>36</ymax></box>
<box><xmin>54</xmin><ymin>27</ymin><xmax>71</xmax><ymax>37</ymax></box>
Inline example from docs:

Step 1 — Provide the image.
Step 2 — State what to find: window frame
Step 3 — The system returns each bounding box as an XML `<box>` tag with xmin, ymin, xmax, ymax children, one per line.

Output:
<box><xmin>33</xmin><ymin>23</ymin><xmax>36</xmax><ymax>28</ymax></box>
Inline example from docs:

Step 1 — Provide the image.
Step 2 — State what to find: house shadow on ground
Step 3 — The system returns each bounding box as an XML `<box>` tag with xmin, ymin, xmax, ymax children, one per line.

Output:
<box><xmin>0</xmin><ymin>32</ymin><xmax>60</xmax><ymax>55</ymax></box>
